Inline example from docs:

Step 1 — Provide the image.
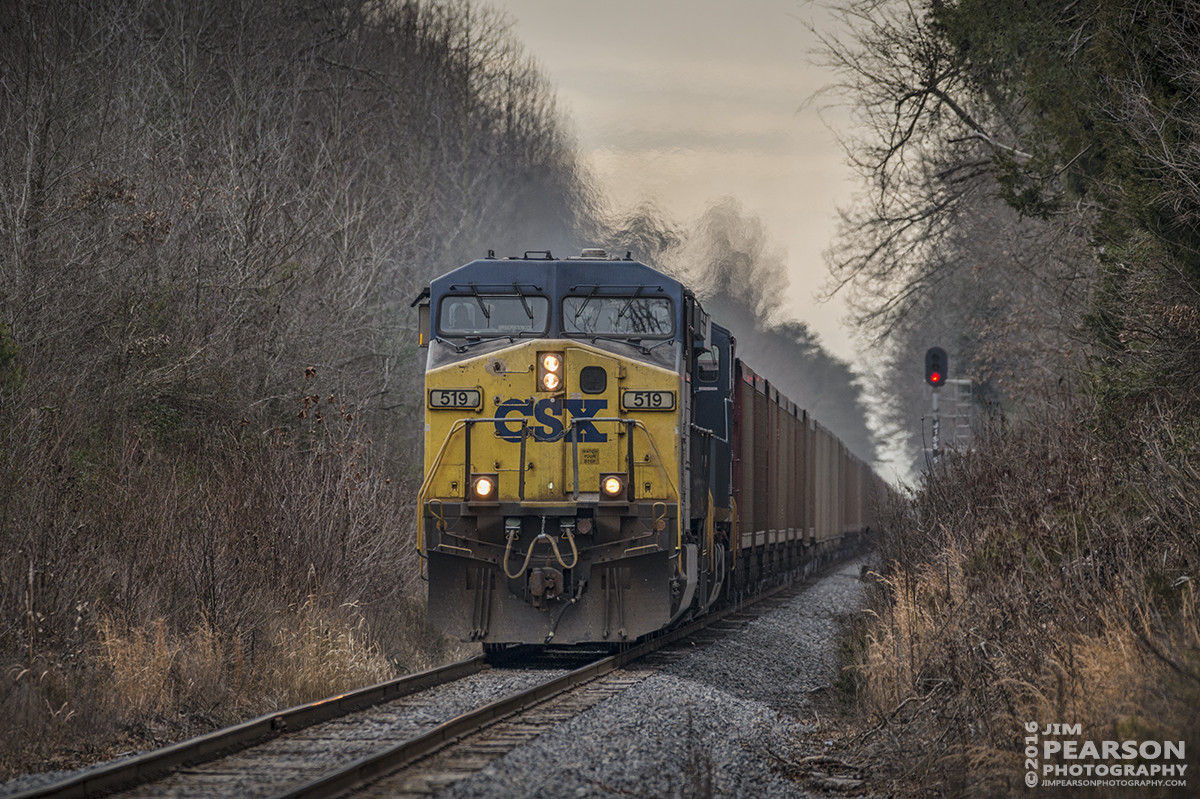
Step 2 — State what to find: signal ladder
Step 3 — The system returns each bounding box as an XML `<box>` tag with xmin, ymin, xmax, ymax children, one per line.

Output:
<box><xmin>927</xmin><ymin>378</ymin><xmax>973</xmax><ymax>462</ymax></box>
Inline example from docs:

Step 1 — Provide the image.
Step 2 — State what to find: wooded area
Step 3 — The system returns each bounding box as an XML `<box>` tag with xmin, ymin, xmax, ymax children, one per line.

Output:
<box><xmin>0</xmin><ymin>0</ymin><xmax>597</xmax><ymax>772</ymax></box>
<box><xmin>0</xmin><ymin>0</ymin><xmax>879</xmax><ymax>777</ymax></box>
<box><xmin>821</xmin><ymin>0</ymin><xmax>1200</xmax><ymax>461</ymax></box>
<box><xmin>818</xmin><ymin>1</ymin><xmax>1200</xmax><ymax>794</ymax></box>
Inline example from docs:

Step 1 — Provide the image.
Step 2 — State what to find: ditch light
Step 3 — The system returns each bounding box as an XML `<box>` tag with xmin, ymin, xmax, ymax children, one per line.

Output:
<box><xmin>470</xmin><ymin>472</ymin><xmax>499</xmax><ymax>502</ymax></box>
<box><xmin>600</xmin><ymin>473</ymin><xmax>627</xmax><ymax>500</ymax></box>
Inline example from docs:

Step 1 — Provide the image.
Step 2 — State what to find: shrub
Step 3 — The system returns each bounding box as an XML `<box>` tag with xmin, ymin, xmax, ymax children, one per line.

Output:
<box><xmin>843</xmin><ymin>399</ymin><xmax>1199</xmax><ymax>797</ymax></box>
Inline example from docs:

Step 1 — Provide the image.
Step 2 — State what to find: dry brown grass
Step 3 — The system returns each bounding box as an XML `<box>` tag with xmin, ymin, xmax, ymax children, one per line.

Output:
<box><xmin>0</xmin><ymin>377</ymin><xmax>471</xmax><ymax>781</ymax></box>
<box><xmin>836</xmin><ymin>399</ymin><xmax>1200</xmax><ymax>797</ymax></box>
<box><xmin>95</xmin><ymin>617</ymin><xmax>243</xmax><ymax>721</ymax></box>
<box><xmin>263</xmin><ymin>598</ymin><xmax>395</xmax><ymax>707</ymax></box>
<box><xmin>93</xmin><ymin>597</ymin><xmax>398</xmax><ymax>719</ymax></box>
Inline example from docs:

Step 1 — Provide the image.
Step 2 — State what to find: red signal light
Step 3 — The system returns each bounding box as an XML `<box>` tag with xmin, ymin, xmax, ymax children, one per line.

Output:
<box><xmin>925</xmin><ymin>347</ymin><xmax>947</xmax><ymax>387</ymax></box>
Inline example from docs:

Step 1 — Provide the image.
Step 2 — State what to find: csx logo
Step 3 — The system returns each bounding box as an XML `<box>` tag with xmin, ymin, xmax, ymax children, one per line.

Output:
<box><xmin>495</xmin><ymin>399</ymin><xmax>608</xmax><ymax>443</ymax></box>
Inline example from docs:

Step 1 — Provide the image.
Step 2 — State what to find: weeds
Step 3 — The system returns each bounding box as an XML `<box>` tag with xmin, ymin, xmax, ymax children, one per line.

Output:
<box><xmin>265</xmin><ymin>597</ymin><xmax>393</xmax><ymax>706</ymax></box>
<box><xmin>0</xmin><ymin>377</ymin><xmax>468</xmax><ymax>781</ymax></box>
<box><xmin>838</xmin><ymin>399</ymin><xmax>1200</xmax><ymax>797</ymax></box>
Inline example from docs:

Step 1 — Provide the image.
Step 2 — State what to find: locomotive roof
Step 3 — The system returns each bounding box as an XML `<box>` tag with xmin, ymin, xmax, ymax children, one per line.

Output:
<box><xmin>430</xmin><ymin>254</ymin><xmax>685</xmax><ymax>303</ymax></box>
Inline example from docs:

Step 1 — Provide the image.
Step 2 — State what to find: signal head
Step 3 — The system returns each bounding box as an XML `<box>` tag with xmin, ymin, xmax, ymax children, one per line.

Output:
<box><xmin>925</xmin><ymin>347</ymin><xmax>948</xmax><ymax>388</ymax></box>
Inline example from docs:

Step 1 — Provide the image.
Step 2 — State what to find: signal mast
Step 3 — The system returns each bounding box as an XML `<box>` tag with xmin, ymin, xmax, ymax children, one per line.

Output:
<box><xmin>925</xmin><ymin>347</ymin><xmax>947</xmax><ymax>462</ymax></box>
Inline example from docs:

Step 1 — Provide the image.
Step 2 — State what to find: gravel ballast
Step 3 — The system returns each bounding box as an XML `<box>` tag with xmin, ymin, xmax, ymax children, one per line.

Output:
<box><xmin>0</xmin><ymin>669</ymin><xmax>568</xmax><ymax>798</ymax></box>
<box><xmin>434</xmin><ymin>556</ymin><xmax>870</xmax><ymax>799</ymax></box>
<box><xmin>1</xmin><ymin>556</ymin><xmax>870</xmax><ymax>799</ymax></box>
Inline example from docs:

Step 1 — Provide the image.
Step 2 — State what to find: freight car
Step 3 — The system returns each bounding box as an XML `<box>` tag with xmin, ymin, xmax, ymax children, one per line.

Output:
<box><xmin>412</xmin><ymin>250</ymin><xmax>885</xmax><ymax>650</ymax></box>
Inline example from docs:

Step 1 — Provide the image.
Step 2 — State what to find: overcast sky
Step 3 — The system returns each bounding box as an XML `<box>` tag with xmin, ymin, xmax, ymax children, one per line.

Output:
<box><xmin>490</xmin><ymin>0</ymin><xmax>860</xmax><ymax>363</ymax></box>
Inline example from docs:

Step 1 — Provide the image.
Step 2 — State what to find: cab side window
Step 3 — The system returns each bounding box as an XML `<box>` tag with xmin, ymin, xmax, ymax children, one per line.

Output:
<box><xmin>697</xmin><ymin>346</ymin><xmax>720</xmax><ymax>382</ymax></box>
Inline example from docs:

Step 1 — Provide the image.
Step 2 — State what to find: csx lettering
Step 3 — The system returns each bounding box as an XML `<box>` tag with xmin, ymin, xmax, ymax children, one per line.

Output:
<box><xmin>533</xmin><ymin>398</ymin><xmax>564</xmax><ymax>441</ymax></box>
<box><xmin>494</xmin><ymin>399</ymin><xmax>608</xmax><ymax>443</ymax></box>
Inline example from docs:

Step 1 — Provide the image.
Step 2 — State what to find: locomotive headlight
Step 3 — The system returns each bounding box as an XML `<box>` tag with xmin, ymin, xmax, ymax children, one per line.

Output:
<box><xmin>600</xmin><ymin>473</ymin><xmax>626</xmax><ymax>500</ymax></box>
<box><xmin>539</xmin><ymin>352</ymin><xmax>564</xmax><ymax>392</ymax></box>
<box><xmin>470</xmin><ymin>473</ymin><xmax>499</xmax><ymax>501</ymax></box>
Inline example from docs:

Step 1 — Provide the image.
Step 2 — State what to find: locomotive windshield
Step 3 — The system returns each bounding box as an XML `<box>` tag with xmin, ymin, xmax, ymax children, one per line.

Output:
<box><xmin>438</xmin><ymin>293</ymin><xmax>549</xmax><ymax>337</ymax></box>
<box><xmin>562</xmin><ymin>295</ymin><xmax>674</xmax><ymax>338</ymax></box>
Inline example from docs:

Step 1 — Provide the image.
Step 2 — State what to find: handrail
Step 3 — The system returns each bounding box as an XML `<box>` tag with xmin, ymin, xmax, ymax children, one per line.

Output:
<box><xmin>566</xmin><ymin>417</ymin><xmax>683</xmax><ymax>560</ymax></box>
<box><xmin>565</xmin><ymin>416</ymin><xmax>679</xmax><ymax>497</ymax></box>
<box><xmin>416</xmin><ymin>417</ymin><xmax>531</xmax><ymax>554</ymax></box>
<box><xmin>418</xmin><ymin>416</ymin><xmax>683</xmax><ymax>560</ymax></box>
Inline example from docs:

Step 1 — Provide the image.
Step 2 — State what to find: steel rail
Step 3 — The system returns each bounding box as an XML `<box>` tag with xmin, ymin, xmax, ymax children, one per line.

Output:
<box><xmin>265</xmin><ymin>579</ymin><xmax>794</xmax><ymax>799</ymax></box>
<box><xmin>14</xmin><ymin>573</ymin><xmax>804</xmax><ymax>799</ymax></box>
<box><xmin>9</xmin><ymin>656</ymin><xmax>488</xmax><ymax>799</ymax></box>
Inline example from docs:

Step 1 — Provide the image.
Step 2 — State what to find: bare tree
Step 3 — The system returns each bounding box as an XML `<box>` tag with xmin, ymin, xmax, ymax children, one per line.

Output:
<box><xmin>0</xmin><ymin>0</ymin><xmax>598</xmax><ymax>769</ymax></box>
<box><xmin>811</xmin><ymin>0</ymin><xmax>1097</xmax><ymax>469</ymax></box>
<box><xmin>649</xmin><ymin>197</ymin><xmax>880</xmax><ymax>461</ymax></box>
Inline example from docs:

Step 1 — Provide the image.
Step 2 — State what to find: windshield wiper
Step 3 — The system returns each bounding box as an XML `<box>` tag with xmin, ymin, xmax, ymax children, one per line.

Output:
<box><xmin>574</xmin><ymin>284</ymin><xmax>600</xmax><ymax>321</ymax></box>
<box><xmin>590</xmin><ymin>336</ymin><xmax>675</xmax><ymax>356</ymax></box>
<box><xmin>450</xmin><ymin>335</ymin><xmax>516</xmax><ymax>353</ymax></box>
<box><xmin>467</xmin><ymin>283</ymin><xmax>490</xmax><ymax>322</ymax></box>
<box><xmin>645</xmin><ymin>338</ymin><xmax>676</xmax><ymax>353</ymax></box>
<box><xmin>512</xmin><ymin>282</ymin><xmax>534</xmax><ymax>321</ymax></box>
<box><xmin>616</xmin><ymin>284</ymin><xmax>645</xmax><ymax>321</ymax></box>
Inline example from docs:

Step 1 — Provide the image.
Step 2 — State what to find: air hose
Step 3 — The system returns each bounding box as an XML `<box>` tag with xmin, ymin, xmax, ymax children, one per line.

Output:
<box><xmin>545</xmin><ymin>579</ymin><xmax>587</xmax><ymax>644</ymax></box>
<box><xmin>502</xmin><ymin>526</ymin><xmax>578</xmax><ymax>579</ymax></box>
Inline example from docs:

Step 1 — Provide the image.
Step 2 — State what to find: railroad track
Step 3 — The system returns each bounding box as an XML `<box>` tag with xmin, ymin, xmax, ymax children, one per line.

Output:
<box><xmin>13</xmin><ymin>573</ymin><xmax>819</xmax><ymax>799</ymax></box>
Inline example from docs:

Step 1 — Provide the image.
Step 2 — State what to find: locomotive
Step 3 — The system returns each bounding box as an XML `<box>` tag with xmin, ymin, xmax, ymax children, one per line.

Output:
<box><xmin>413</xmin><ymin>250</ymin><xmax>884</xmax><ymax>649</ymax></box>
